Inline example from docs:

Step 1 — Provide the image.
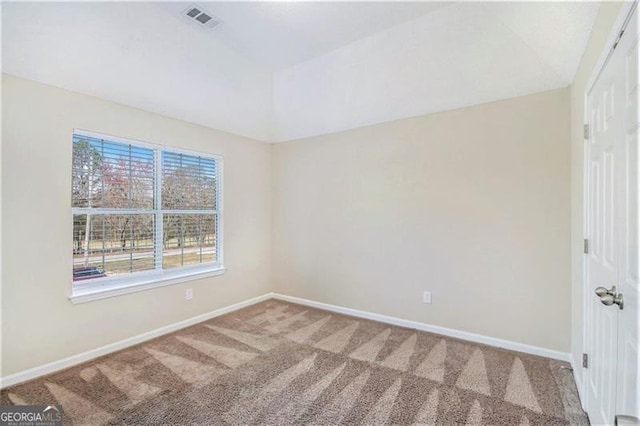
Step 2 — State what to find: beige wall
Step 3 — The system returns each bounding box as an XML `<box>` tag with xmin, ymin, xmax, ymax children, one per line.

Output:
<box><xmin>569</xmin><ymin>2</ymin><xmax>624</xmax><ymax>386</ymax></box>
<box><xmin>3</xmin><ymin>33</ymin><xmax>602</xmax><ymax>376</ymax></box>
<box><xmin>1</xmin><ymin>75</ymin><xmax>272</xmax><ymax>376</ymax></box>
<box><xmin>272</xmin><ymin>88</ymin><xmax>572</xmax><ymax>352</ymax></box>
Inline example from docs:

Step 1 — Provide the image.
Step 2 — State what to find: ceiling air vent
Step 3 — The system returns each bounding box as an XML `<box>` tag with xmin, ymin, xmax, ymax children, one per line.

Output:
<box><xmin>182</xmin><ymin>4</ymin><xmax>221</xmax><ymax>30</ymax></box>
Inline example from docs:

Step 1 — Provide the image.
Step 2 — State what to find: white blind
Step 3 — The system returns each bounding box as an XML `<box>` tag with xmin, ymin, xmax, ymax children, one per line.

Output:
<box><xmin>72</xmin><ymin>133</ymin><xmax>221</xmax><ymax>283</ymax></box>
<box><xmin>162</xmin><ymin>151</ymin><xmax>217</xmax><ymax>210</ymax></box>
<box><xmin>72</xmin><ymin>135</ymin><xmax>155</xmax><ymax>209</ymax></box>
<box><xmin>162</xmin><ymin>214</ymin><xmax>217</xmax><ymax>269</ymax></box>
<box><xmin>73</xmin><ymin>214</ymin><xmax>156</xmax><ymax>278</ymax></box>
<box><xmin>161</xmin><ymin>150</ymin><xmax>218</xmax><ymax>269</ymax></box>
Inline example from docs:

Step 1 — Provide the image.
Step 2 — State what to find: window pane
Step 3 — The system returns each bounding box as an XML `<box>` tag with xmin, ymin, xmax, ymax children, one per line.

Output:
<box><xmin>162</xmin><ymin>151</ymin><xmax>217</xmax><ymax>210</ymax></box>
<box><xmin>73</xmin><ymin>214</ymin><xmax>156</xmax><ymax>281</ymax></box>
<box><xmin>162</xmin><ymin>214</ymin><xmax>217</xmax><ymax>268</ymax></box>
<box><xmin>72</xmin><ymin>135</ymin><xmax>155</xmax><ymax>209</ymax></box>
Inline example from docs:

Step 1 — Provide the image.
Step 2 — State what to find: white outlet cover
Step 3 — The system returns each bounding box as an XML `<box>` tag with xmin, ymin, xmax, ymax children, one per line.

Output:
<box><xmin>423</xmin><ymin>291</ymin><xmax>432</xmax><ymax>304</ymax></box>
<box><xmin>186</xmin><ymin>288</ymin><xmax>193</xmax><ymax>300</ymax></box>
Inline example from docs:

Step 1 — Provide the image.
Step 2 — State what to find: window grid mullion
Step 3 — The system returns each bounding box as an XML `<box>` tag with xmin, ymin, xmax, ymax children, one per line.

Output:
<box><xmin>154</xmin><ymin>149</ymin><xmax>163</xmax><ymax>271</ymax></box>
<box><xmin>160</xmin><ymin>209</ymin><xmax>218</xmax><ymax>215</ymax></box>
<box><xmin>101</xmin><ymin>141</ymin><xmax>105</xmax><ymax>209</ymax></box>
<box><xmin>102</xmin><ymin>216</ymin><xmax>106</xmax><ymax>271</ymax></box>
<box><xmin>72</xmin><ymin>208</ymin><xmax>155</xmax><ymax>215</ymax></box>
<box><xmin>180</xmin><ymin>215</ymin><xmax>185</xmax><ymax>266</ymax></box>
<box><xmin>129</xmin><ymin>216</ymin><xmax>134</xmax><ymax>273</ymax></box>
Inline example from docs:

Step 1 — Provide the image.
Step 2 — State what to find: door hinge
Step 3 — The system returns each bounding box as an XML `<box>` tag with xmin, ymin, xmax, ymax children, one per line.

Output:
<box><xmin>584</xmin><ymin>124</ymin><xmax>590</xmax><ymax>139</ymax></box>
<box><xmin>584</xmin><ymin>238</ymin><xmax>590</xmax><ymax>254</ymax></box>
<box><xmin>583</xmin><ymin>353</ymin><xmax>589</xmax><ymax>368</ymax></box>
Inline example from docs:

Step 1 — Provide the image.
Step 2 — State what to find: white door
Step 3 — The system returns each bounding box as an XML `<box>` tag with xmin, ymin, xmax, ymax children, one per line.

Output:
<box><xmin>614</xmin><ymin>3</ymin><xmax>639</xmax><ymax>424</ymax></box>
<box><xmin>586</xmin><ymin>38</ymin><xmax>624</xmax><ymax>426</ymax></box>
<box><xmin>585</xmin><ymin>4</ymin><xmax>639</xmax><ymax>426</ymax></box>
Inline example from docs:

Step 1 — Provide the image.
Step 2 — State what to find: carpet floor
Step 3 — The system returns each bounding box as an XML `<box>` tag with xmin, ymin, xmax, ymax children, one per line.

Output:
<box><xmin>1</xmin><ymin>299</ymin><xmax>588</xmax><ymax>425</ymax></box>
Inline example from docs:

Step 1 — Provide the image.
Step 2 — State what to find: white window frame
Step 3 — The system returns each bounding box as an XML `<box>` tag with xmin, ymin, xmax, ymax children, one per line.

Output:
<box><xmin>70</xmin><ymin>129</ymin><xmax>225</xmax><ymax>304</ymax></box>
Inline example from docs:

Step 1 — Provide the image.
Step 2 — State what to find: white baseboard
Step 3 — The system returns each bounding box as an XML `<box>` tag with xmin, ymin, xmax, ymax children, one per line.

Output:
<box><xmin>0</xmin><ymin>293</ymin><xmax>273</xmax><ymax>389</ymax></box>
<box><xmin>272</xmin><ymin>293</ymin><xmax>572</xmax><ymax>363</ymax></box>
<box><xmin>1</xmin><ymin>291</ymin><xmax>573</xmax><ymax>389</ymax></box>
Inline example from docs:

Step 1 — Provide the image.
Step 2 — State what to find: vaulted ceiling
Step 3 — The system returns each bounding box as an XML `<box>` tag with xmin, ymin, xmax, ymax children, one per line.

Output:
<box><xmin>2</xmin><ymin>2</ymin><xmax>600</xmax><ymax>142</ymax></box>
<box><xmin>158</xmin><ymin>2</ymin><xmax>449</xmax><ymax>70</ymax></box>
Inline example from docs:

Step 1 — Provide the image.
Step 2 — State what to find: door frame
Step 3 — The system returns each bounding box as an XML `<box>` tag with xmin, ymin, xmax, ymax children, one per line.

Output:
<box><xmin>581</xmin><ymin>0</ymin><xmax>638</xmax><ymax>415</ymax></box>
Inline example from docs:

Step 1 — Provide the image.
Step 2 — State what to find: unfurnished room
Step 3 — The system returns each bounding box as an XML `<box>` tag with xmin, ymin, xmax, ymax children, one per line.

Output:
<box><xmin>0</xmin><ymin>1</ymin><xmax>638</xmax><ymax>425</ymax></box>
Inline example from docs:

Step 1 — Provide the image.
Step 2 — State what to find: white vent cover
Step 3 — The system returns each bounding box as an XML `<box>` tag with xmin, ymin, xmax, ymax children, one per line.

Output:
<box><xmin>182</xmin><ymin>4</ymin><xmax>221</xmax><ymax>29</ymax></box>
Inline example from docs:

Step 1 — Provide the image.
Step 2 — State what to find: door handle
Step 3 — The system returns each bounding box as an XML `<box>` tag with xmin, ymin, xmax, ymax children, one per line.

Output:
<box><xmin>595</xmin><ymin>285</ymin><xmax>616</xmax><ymax>297</ymax></box>
<box><xmin>599</xmin><ymin>293</ymin><xmax>624</xmax><ymax>310</ymax></box>
<box><xmin>615</xmin><ymin>415</ymin><xmax>640</xmax><ymax>425</ymax></box>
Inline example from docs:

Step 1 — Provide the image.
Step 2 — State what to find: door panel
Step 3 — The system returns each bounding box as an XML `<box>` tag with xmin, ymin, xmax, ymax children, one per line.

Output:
<box><xmin>586</xmin><ymin>5</ymin><xmax>639</xmax><ymax>425</ymax></box>
<box><xmin>626</xmin><ymin>131</ymin><xmax>639</xmax><ymax>284</ymax></box>
<box><xmin>616</xmin><ymin>6</ymin><xmax>639</xmax><ymax>421</ymax></box>
<box><xmin>587</xmin><ymin>69</ymin><xmax>621</xmax><ymax>426</ymax></box>
<box><xmin>604</xmin><ymin>148</ymin><xmax>616</xmax><ymax>268</ymax></box>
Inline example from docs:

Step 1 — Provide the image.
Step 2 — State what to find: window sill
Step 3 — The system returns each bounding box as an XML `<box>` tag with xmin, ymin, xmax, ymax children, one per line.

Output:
<box><xmin>69</xmin><ymin>266</ymin><xmax>226</xmax><ymax>304</ymax></box>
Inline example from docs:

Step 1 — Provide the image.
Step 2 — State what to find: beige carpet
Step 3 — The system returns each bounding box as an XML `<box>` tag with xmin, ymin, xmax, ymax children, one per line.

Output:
<box><xmin>1</xmin><ymin>299</ymin><xmax>588</xmax><ymax>425</ymax></box>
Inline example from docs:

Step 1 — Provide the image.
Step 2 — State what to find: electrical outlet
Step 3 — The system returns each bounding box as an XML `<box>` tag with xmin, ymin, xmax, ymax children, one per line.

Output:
<box><xmin>186</xmin><ymin>288</ymin><xmax>193</xmax><ymax>300</ymax></box>
<box><xmin>423</xmin><ymin>291</ymin><xmax>432</xmax><ymax>304</ymax></box>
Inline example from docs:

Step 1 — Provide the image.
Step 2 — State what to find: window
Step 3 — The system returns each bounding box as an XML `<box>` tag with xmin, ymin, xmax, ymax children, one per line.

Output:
<box><xmin>71</xmin><ymin>130</ymin><xmax>223</xmax><ymax>302</ymax></box>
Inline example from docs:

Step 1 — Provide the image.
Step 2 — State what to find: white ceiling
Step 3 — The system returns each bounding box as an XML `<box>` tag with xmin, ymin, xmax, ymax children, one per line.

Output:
<box><xmin>158</xmin><ymin>2</ymin><xmax>448</xmax><ymax>70</ymax></box>
<box><xmin>2</xmin><ymin>2</ymin><xmax>600</xmax><ymax>142</ymax></box>
<box><xmin>273</xmin><ymin>1</ymin><xmax>601</xmax><ymax>141</ymax></box>
<box><xmin>2</xmin><ymin>1</ymin><xmax>274</xmax><ymax>141</ymax></box>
